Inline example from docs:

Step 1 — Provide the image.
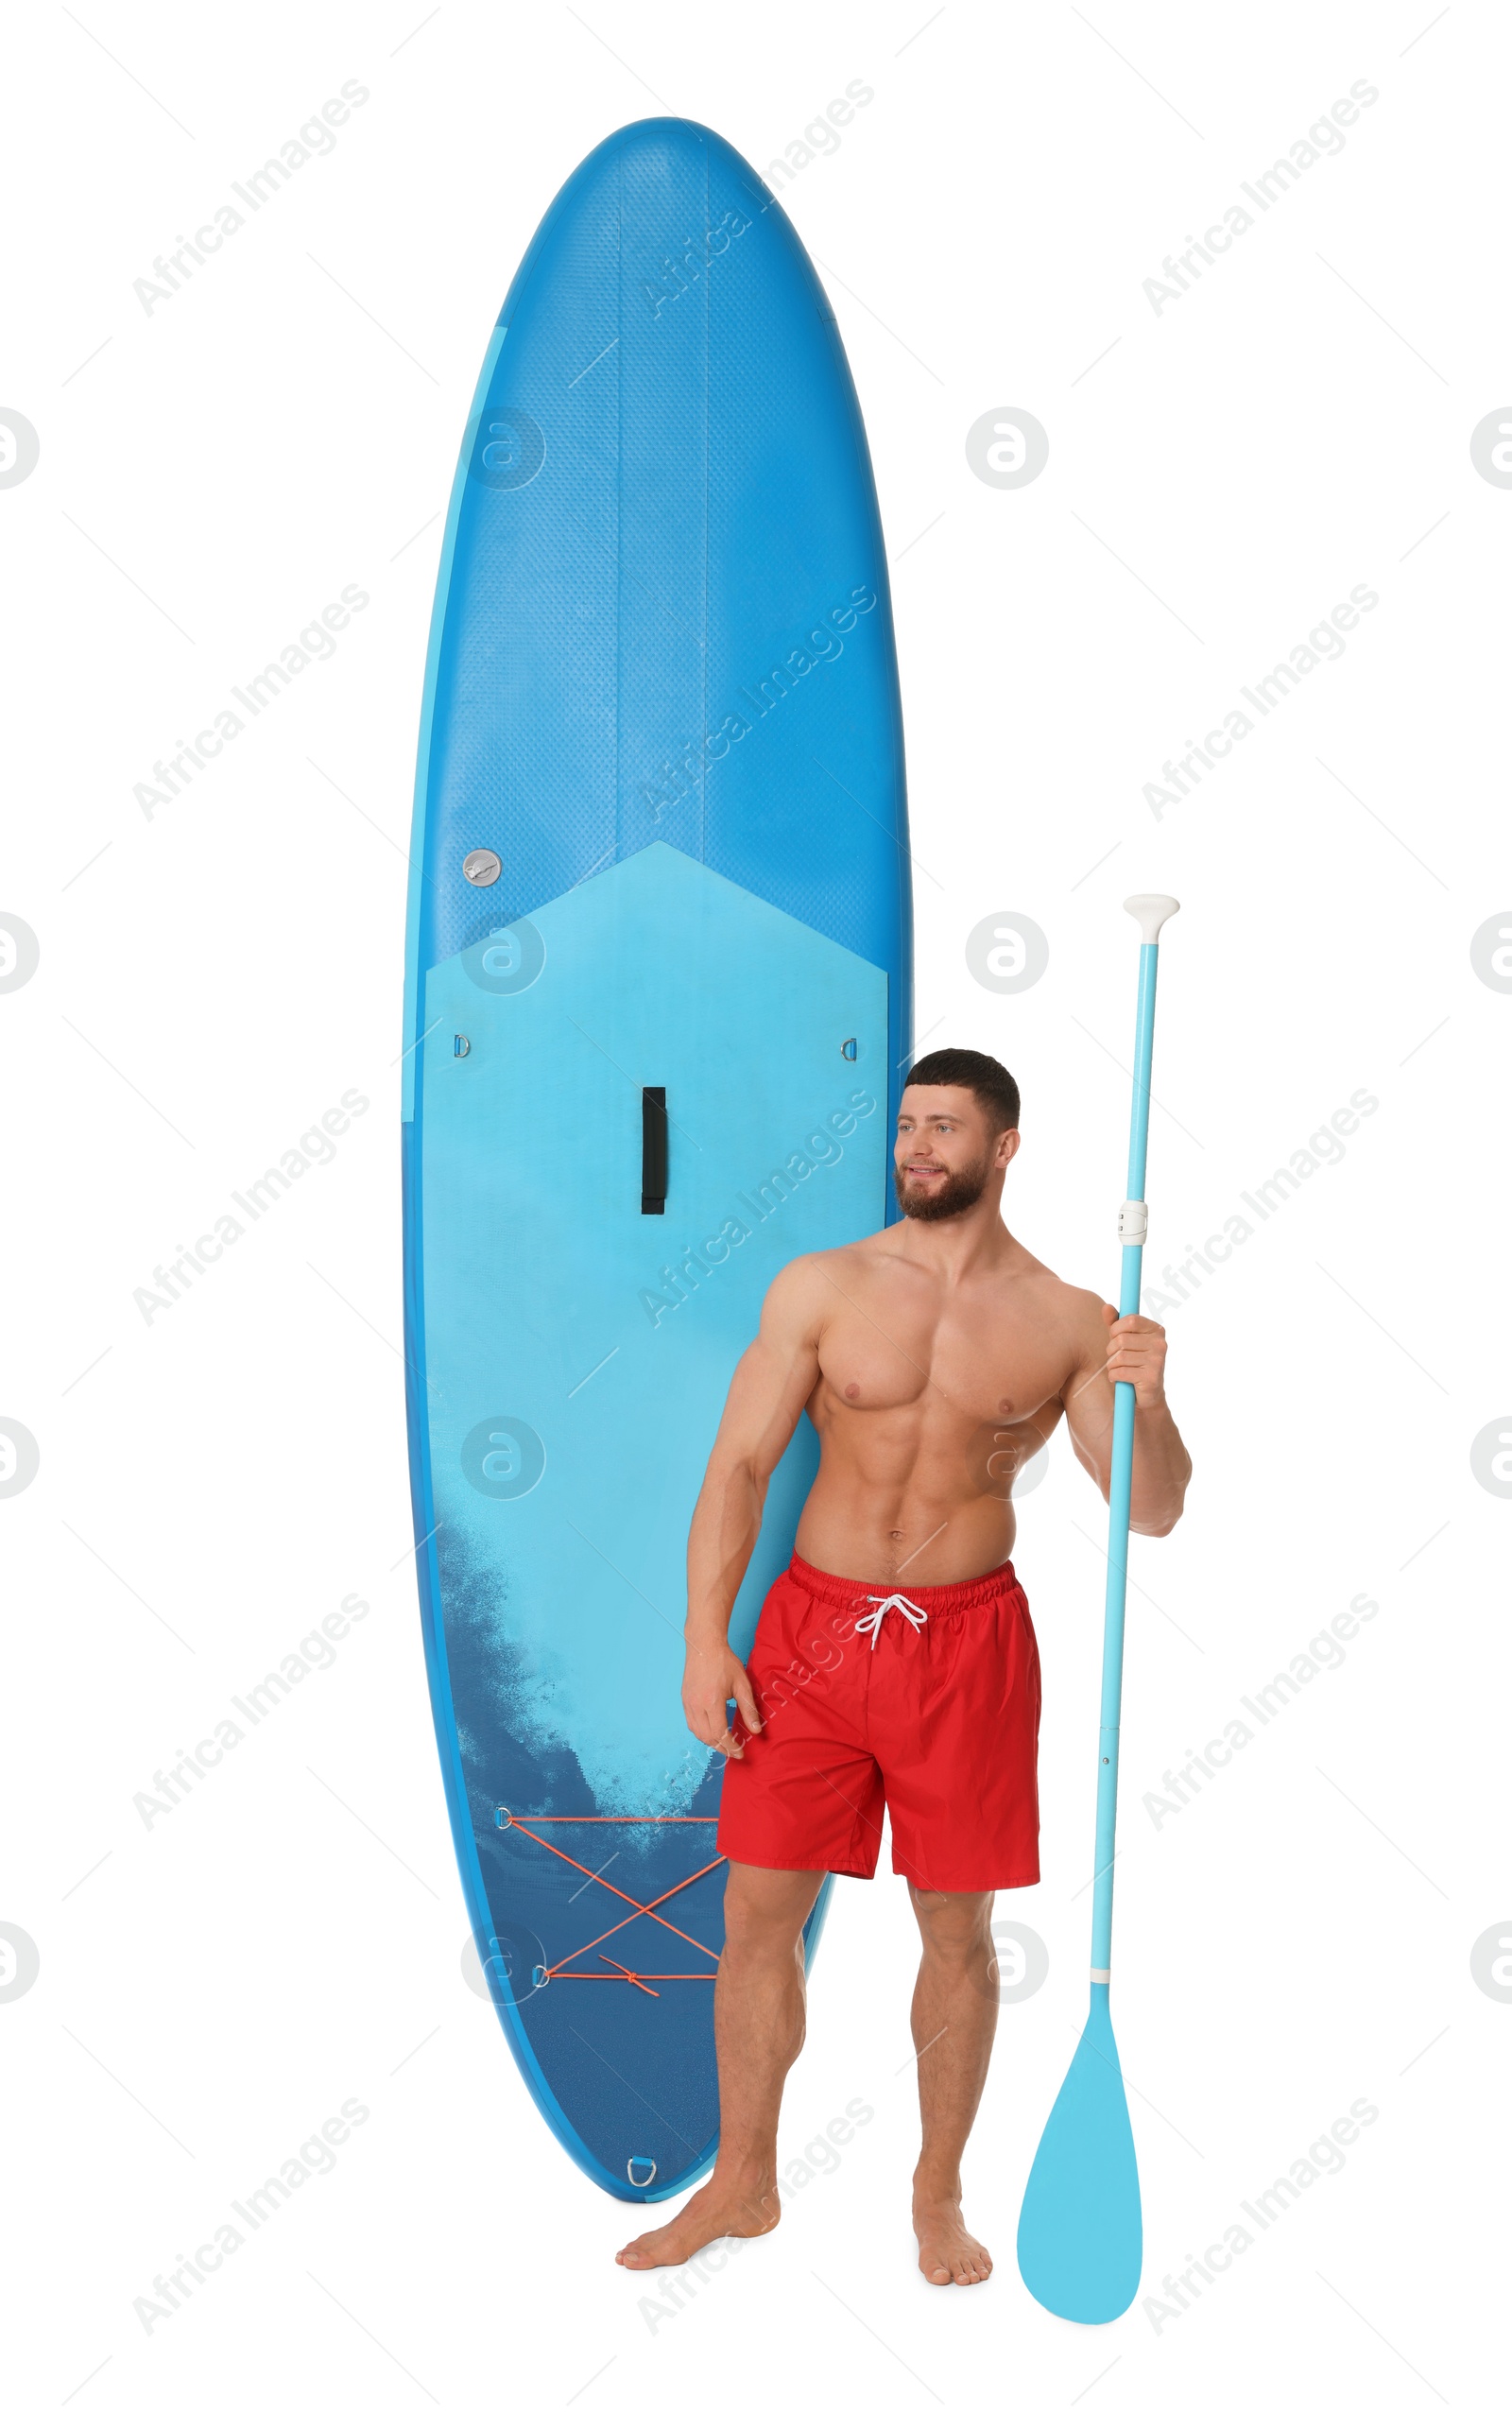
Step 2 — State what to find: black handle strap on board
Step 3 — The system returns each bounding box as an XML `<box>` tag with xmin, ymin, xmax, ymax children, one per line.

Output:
<box><xmin>641</xmin><ymin>1087</ymin><xmax>667</xmax><ymax>1214</ymax></box>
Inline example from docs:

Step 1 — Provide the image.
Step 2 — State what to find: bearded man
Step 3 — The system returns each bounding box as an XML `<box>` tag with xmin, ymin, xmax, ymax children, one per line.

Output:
<box><xmin>616</xmin><ymin>1049</ymin><xmax>1191</xmax><ymax>2287</ymax></box>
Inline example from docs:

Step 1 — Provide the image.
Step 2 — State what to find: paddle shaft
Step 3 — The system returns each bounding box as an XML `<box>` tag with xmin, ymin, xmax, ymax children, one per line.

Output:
<box><xmin>1090</xmin><ymin>937</ymin><xmax>1162</xmax><ymax>1983</ymax></box>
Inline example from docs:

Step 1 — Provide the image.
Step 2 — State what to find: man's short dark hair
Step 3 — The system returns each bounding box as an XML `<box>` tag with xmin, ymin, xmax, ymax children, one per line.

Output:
<box><xmin>903</xmin><ymin>1047</ymin><xmax>1020</xmax><ymax>1132</ymax></box>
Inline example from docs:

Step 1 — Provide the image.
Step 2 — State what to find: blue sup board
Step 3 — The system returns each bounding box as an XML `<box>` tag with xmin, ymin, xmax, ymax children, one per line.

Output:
<box><xmin>403</xmin><ymin>118</ymin><xmax>912</xmax><ymax>2203</ymax></box>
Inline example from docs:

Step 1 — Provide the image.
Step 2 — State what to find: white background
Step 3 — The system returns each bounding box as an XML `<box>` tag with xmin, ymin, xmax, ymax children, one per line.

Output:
<box><xmin>4</xmin><ymin>3</ymin><xmax>1504</xmax><ymax>2404</ymax></box>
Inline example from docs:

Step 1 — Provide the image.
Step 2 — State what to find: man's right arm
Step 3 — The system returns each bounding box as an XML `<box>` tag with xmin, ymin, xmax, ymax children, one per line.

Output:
<box><xmin>682</xmin><ymin>1255</ymin><xmax>826</xmax><ymax>1757</ymax></box>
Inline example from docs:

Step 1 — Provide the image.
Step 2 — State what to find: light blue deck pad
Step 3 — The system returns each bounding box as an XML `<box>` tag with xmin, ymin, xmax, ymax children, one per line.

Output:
<box><xmin>403</xmin><ymin>118</ymin><xmax>911</xmax><ymax>2202</ymax></box>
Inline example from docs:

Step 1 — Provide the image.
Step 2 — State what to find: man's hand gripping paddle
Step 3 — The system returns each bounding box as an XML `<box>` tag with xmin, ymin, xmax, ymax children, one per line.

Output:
<box><xmin>1016</xmin><ymin>894</ymin><xmax>1179</xmax><ymax>2324</ymax></box>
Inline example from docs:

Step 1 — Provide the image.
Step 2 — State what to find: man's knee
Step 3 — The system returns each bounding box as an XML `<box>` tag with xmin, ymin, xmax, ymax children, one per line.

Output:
<box><xmin>722</xmin><ymin>1863</ymin><xmax>823</xmax><ymax>1953</ymax></box>
<box><xmin>909</xmin><ymin>1886</ymin><xmax>994</xmax><ymax>1961</ymax></box>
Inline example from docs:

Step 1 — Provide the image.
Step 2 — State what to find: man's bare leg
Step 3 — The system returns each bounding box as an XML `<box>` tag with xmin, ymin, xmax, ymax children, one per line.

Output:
<box><xmin>906</xmin><ymin>1885</ymin><xmax>997</xmax><ymax>2285</ymax></box>
<box><xmin>616</xmin><ymin>1862</ymin><xmax>824</xmax><ymax>2269</ymax></box>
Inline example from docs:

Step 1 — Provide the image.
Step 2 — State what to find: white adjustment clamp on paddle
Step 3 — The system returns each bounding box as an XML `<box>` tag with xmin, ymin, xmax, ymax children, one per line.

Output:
<box><xmin>1118</xmin><ymin>1200</ymin><xmax>1148</xmax><ymax>1244</ymax></box>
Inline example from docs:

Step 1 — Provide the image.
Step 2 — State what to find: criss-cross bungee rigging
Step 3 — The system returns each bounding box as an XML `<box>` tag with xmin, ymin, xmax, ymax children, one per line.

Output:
<box><xmin>496</xmin><ymin>1812</ymin><xmax>723</xmax><ymax>1993</ymax></box>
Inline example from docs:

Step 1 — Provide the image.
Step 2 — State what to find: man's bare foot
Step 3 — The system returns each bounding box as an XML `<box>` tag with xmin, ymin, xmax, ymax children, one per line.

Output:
<box><xmin>913</xmin><ymin>2195</ymin><xmax>993</xmax><ymax>2287</ymax></box>
<box><xmin>616</xmin><ymin>2173</ymin><xmax>780</xmax><ymax>2270</ymax></box>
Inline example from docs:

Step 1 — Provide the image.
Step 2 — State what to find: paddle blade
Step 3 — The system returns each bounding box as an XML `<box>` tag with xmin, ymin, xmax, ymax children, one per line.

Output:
<box><xmin>1017</xmin><ymin>1985</ymin><xmax>1142</xmax><ymax>2322</ymax></box>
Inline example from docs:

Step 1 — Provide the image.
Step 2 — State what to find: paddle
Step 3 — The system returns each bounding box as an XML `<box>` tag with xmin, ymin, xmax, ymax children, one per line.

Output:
<box><xmin>1016</xmin><ymin>893</ymin><xmax>1179</xmax><ymax>2323</ymax></box>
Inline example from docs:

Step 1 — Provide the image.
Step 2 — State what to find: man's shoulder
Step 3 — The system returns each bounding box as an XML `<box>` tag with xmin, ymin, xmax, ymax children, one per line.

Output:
<box><xmin>766</xmin><ymin>1234</ymin><xmax>877</xmax><ymax>1286</ymax></box>
<box><xmin>1017</xmin><ymin>1259</ymin><xmax>1103</xmax><ymax>1314</ymax></box>
<box><xmin>760</xmin><ymin>1234</ymin><xmax>882</xmax><ymax>1314</ymax></box>
<box><xmin>995</xmin><ymin>1250</ymin><xmax>1107</xmax><ymax>1336</ymax></box>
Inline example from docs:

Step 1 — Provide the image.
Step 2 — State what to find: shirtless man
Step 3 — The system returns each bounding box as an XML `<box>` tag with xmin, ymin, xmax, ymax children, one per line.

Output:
<box><xmin>617</xmin><ymin>1046</ymin><xmax>1191</xmax><ymax>2287</ymax></box>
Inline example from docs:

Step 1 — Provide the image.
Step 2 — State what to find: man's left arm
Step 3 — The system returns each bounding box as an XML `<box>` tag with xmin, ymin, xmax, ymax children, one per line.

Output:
<box><xmin>1060</xmin><ymin>1296</ymin><xmax>1192</xmax><ymax>1537</ymax></box>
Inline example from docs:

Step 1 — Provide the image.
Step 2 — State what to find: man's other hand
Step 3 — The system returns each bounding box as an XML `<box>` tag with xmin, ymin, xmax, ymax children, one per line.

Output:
<box><xmin>682</xmin><ymin>1639</ymin><xmax>762</xmax><ymax>1756</ymax></box>
<box><xmin>1101</xmin><ymin>1304</ymin><xmax>1169</xmax><ymax>1407</ymax></box>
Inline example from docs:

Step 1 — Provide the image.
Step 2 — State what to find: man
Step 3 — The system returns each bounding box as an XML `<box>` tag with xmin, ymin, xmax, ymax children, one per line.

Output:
<box><xmin>617</xmin><ymin>1048</ymin><xmax>1191</xmax><ymax>2286</ymax></box>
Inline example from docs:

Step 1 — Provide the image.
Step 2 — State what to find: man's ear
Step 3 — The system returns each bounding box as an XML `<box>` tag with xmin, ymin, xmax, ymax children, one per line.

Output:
<box><xmin>997</xmin><ymin>1127</ymin><xmax>1022</xmax><ymax>1171</ymax></box>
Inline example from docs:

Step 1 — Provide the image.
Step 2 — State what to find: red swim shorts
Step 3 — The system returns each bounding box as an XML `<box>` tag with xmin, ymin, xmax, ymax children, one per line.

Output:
<box><xmin>716</xmin><ymin>1554</ymin><xmax>1041</xmax><ymax>1893</ymax></box>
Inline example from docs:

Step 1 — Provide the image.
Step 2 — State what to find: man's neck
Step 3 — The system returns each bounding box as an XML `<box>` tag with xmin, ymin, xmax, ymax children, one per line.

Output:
<box><xmin>890</xmin><ymin>1189</ymin><xmax>1019</xmax><ymax>1283</ymax></box>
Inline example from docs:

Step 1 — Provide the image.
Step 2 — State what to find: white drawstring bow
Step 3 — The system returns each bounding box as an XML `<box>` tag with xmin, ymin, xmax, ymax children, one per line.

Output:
<box><xmin>855</xmin><ymin>1591</ymin><xmax>929</xmax><ymax>1650</ymax></box>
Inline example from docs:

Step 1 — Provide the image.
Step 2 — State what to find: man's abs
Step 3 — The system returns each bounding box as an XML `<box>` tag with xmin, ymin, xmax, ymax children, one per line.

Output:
<box><xmin>792</xmin><ymin>1387</ymin><xmax>1057</xmax><ymax>1586</ymax></box>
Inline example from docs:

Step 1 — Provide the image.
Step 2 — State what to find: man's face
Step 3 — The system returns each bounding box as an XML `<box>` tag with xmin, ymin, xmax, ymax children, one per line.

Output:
<box><xmin>893</xmin><ymin>1085</ymin><xmax>1016</xmax><ymax>1221</ymax></box>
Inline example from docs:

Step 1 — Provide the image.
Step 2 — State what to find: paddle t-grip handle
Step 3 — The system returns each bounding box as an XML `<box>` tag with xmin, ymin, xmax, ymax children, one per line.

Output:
<box><xmin>1090</xmin><ymin>897</ymin><xmax>1178</xmax><ymax>1985</ymax></box>
<box><xmin>1124</xmin><ymin>893</ymin><xmax>1179</xmax><ymax>946</ymax></box>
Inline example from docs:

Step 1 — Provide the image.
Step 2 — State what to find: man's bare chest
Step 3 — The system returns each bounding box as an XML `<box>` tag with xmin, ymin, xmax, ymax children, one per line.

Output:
<box><xmin>815</xmin><ymin>1284</ymin><xmax>1075</xmax><ymax>1428</ymax></box>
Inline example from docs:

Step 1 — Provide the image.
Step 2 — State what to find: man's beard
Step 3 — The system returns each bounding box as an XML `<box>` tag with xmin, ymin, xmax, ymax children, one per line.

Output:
<box><xmin>893</xmin><ymin>1154</ymin><xmax>991</xmax><ymax>1222</ymax></box>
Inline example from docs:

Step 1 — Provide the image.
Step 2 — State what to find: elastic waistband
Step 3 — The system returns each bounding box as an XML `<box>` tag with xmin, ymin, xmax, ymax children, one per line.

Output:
<box><xmin>786</xmin><ymin>1552</ymin><xmax>1023</xmax><ymax>1615</ymax></box>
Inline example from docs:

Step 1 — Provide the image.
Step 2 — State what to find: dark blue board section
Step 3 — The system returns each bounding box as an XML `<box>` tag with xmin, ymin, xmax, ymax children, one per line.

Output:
<box><xmin>404</xmin><ymin>118</ymin><xmax>912</xmax><ymax>2202</ymax></box>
